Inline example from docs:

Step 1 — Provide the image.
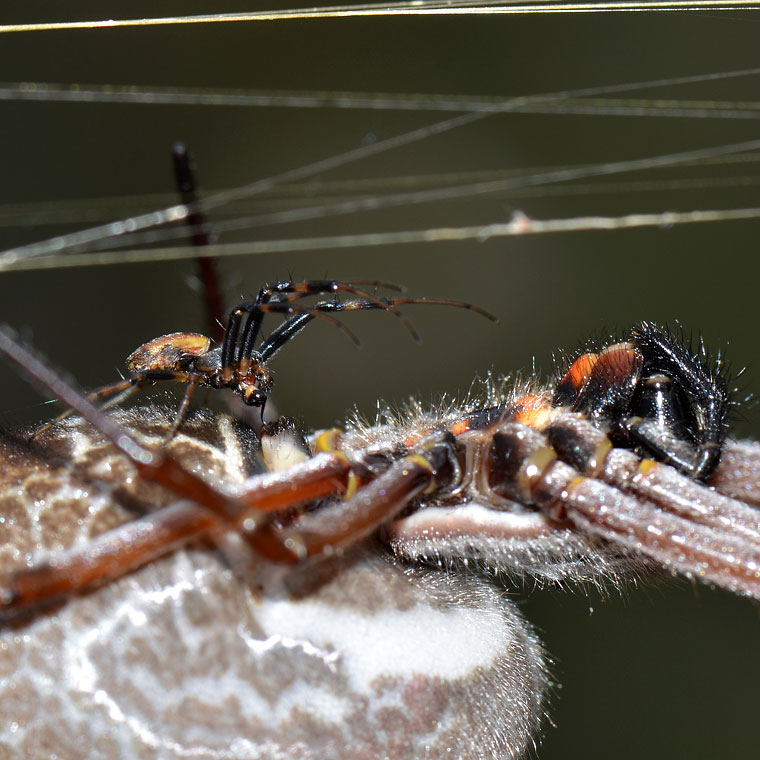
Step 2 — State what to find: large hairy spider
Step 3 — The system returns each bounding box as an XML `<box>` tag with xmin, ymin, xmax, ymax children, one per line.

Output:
<box><xmin>0</xmin><ymin>322</ymin><xmax>757</xmax><ymax>759</ymax></box>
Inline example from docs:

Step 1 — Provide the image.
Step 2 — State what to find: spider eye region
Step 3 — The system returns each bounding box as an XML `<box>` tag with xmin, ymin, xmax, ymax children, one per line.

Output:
<box><xmin>126</xmin><ymin>332</ymin><xmax>211</xmax><ymax>374</ymax></box>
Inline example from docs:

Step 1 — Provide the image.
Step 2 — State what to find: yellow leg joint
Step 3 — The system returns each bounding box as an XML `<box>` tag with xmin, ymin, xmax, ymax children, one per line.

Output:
<box><xmin>315</xmin><ymin>428</ymin><xmax>344</xmax><ymax>453</ymax></box>
<box><xmin>587</xmin><ymin>436</ymin><xmax>613</xmax><ymax>475</ymax></box>
<box><xmin>404</xmin><ymin>454</ymin><xmax>438</xmax><ymax>494</ymax></box>
<box><xmin>344</xmin><ymin>471</ymin><xmax>360</xmax><ymax>500</ymax></box>
<box><xmin>518</xmin><ymin>446</ymin><xmax>557</xmax><ymax>498</ymax></box>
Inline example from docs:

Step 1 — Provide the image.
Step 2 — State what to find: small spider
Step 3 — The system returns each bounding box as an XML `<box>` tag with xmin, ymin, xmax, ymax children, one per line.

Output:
<box><xmin>38</xmin><ymin>278</ymin><xmax>494</xmax><ymax>439</ymax></box>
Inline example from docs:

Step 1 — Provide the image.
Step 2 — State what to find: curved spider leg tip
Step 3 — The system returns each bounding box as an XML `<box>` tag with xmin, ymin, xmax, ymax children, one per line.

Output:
<box><xmin>346</xmin><ymin>295</ymin><xmax>420</xmax><ymax>342</ymax></box>
<box><xmin>467</xmin><ymin>303</ymin><xmax>499</xmax><ymax>323</ymax></box>
<box><xmin>376</xmin><ymin>280</ymin><xmax>405</xmax><ymax>294</ymax></box>
<box><xmin>392</xmin><ymin>311</ymin><xmax>421</xmax><ymax>343</ymax></box>
<box><xmin>396</xmin><ymin>298</ymin><xmax>498</xmax><ymax>324</ymax></box>
<box><xmin>333</xmin><ymin>318</ymin><xmax>361</xmax><ymax>348</ymax></box>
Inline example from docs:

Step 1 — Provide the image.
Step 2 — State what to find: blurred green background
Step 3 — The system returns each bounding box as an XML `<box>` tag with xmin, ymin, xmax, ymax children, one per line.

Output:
<box><xmin>0</xmin><ymin>3</ymin><xmax>758</xmax><ymax>757</ymax></box>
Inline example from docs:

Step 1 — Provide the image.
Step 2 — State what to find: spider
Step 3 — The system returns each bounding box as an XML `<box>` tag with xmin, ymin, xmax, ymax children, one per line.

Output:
<box><xmin>1</xmin><ymin>316</ymin><xmax>758</xmax><ymax>600</ymax></box>
<box><xmin>37</xmin><ymin>278</ymin><xmax>494</xmax><ymax>439</ymax></box>
<box><xmin>0</xmin><ymin>322</ymin><xmax>758</xmax><ymax>759</ymax></box>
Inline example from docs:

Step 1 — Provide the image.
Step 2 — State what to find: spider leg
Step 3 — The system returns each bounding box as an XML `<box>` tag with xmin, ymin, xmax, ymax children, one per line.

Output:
<box><xmin>256</xmin><ymin>297</ymin><xmax>496</xmax><ymax>363</ymax></box>
<box><xmin>0</xmin><ymin>501</ymin><xmax>219</xmax><ymax>614</ymax></box>
<box><xmin>31</xmin><ymin>366</ymin><xmax>200</xmax><ymax>442</ymax></box>
<box><xmin>98</xmin><ymin>381</ymin><xmax>142</xmax><ymax>412</ymax></box>
<box><xmin>546</xmin><ymin>413</ymin><xmax>760</xmax><ymax>545</ymax></box>
<box><xmin>244</xmin><ymin>281</ymin><xmax>418</xmax><ymax>360</ymax></box>
<box><xmin>0</xmin><ymin>443</ymin><xmax>359</xmax><ymax>614</ymax></box>
<box><xmin>491</xmin><ymin>420</ymin><xmax>760</xmax><ymax>599</ymax></box>
<box><xmin>248</xmin><ymin>303</ymin><xmax>363</xmax><ymax>352</ymax></box>
<box><xmin>388</xmin><ymin>505</ymin><xmax>561</xmax><ymax>546</ymax></box>
<box><xmin>231</xmin><ymin>452</ymin><xmax>353</xmax><ymax>513</ymax></box>
<box><xmin>384</xmin><ymin>504</ymin><xmax>627</xmax><ymax>588</ymax></box>
<box><xmin>30</xmin><ymin>376</ymin><xmax>137</xmax><ymax>439</ymax></box>
<box><xmin>711</xmin><ymin>439</ymin><xmax>760</xmax><ymax>507</ymax></box>
<box><xmin>245</xmin><ymin>432</ymin><xmax>458</xmax><ymax>562</ymax></box>
<box><xmin>257</xmin><ymin>313</ymin><xmax>316</xmax><ymax>362</ymax></box>
<box><xmin>221</xmin><ymin>280</ymin><xmax>411</xmax><ymax>380</ymax></box>
<box><xmin>161</xmin><ymin>379</ymin><xmax>199</xmax><ymax>444</ymax></box>
<box><xmin>361</xmin><ymin>296</ymin><xmax>497</xmax><ymax>323</ymax></box>
<box><xmin>558</xmin><ymin>470</ymin><xmax>760</xmax><ymax>599</ymax></box>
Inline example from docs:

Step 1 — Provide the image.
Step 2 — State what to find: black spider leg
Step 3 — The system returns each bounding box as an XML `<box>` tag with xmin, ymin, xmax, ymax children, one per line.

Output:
<box><xmin>257</xmin><ymin>297</ymin><xmax>498</xmax><ymax>363</ymax></box>
<box><xmin>629</xmin><ymin>322</ymin><xmax>729</xmax><ymax>481</ymax></box>
<box><xmin>223</xmin><ymin>280</ymin><xmax>414</xmax><ymax>382</ymax></box>
<box><xmin>223</xmin><ymin>281</ymin><xmax>372</xmax><ymax>380</ymax></box>
<box><xmin>258</xmin><ymin>313</ymin><xmax>315</xmax><ymax>362</ymax></box>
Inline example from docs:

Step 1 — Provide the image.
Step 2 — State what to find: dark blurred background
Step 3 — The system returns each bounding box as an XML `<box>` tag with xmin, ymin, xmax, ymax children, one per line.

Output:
<box><xmin>0</xmin><ymin>3</ymin><xmax>758</xmax><ymax>757</ymax></box>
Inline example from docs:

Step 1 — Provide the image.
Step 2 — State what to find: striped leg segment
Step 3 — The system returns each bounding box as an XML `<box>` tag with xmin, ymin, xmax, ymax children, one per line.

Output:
<box><xmin>491</xmin><ymin>421</ymin><xmax>760</xmax><ymax>600</ymax></box>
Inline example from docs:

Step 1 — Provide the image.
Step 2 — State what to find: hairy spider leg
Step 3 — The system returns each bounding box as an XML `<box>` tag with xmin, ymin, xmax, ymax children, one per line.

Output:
<box><xmin>0</xmin><ymin>501</ymin><xmax>218</xmax><ymax>611</ymax></box>
<box><xmin>245</xmin><ymin>432</ymin><xmax>459</xmax><ymax>562</ymax></box>
<box><xmin>629</xmin><ymin>322</ymin><xmax>729</xmax><ymax>480</ymax></box>
<box><xmin>498</xmin><ymin>421</ymin><xmax>760</xmax><ymax>598</ymax></box>
<box><xmin>0</xmin><ymin>447</ymin><xmax>360</xmax><ymax>614</ymax></box>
